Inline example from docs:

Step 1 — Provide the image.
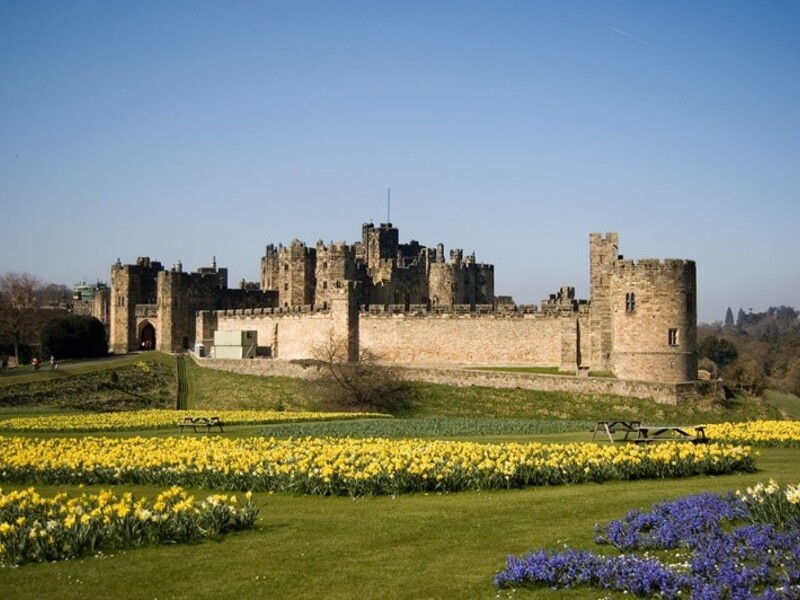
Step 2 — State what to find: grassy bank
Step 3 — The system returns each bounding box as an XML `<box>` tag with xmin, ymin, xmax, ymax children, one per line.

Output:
<box><xmin>0</xmin><ymin>354</ymin><xmax>176</xmax><ymax>412</ymax></box>
<box><xmin>0</xmin><ymin>352</ymin><xmax>787</xmax><ymax>424</ymax></box>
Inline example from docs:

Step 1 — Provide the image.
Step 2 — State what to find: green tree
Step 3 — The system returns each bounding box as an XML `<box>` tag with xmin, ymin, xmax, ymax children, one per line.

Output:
<box><xmin>736</xmin><ymin>308</ymin><xmax>747</xmax><ymax>329</ymax></box>
<box><xmin>782</xmin><ymin>357</ymin><xmax>800</xmax><ymax>397</ymax></box>
<box><xmin>40</xmin><ymin>314</ymin><xmax>108</xmax><ymax>359</ymax></box>
<box><xmin>724</xmin><ymin>307</ymin><xmax>735</xmax><ymax>330</ymax></box>
<box><xmin>724</xmin><ymin>356</ymin><xmax>765</xmax><ymax>395</ymax></box>
<box><xmin>698</xmin><ymin>336</ymin><xmax>739</xmax><ymax>368</ymax></box>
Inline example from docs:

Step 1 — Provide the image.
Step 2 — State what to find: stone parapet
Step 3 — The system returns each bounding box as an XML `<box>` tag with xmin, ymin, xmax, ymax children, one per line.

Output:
<box><xmin>189</xmin><ymin>354</ymin><xmax>697</xmax><ymax>405</ymax></box>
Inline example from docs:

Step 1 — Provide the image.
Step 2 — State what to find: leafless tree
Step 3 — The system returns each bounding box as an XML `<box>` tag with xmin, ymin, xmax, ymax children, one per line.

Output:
<box><xmin>311</xmin><ymin>330</ymin><xmax>414</xmax><ymax>413</ymax></box>
<box><xmin>0</xmin><ymin>272</ymin><xmax>43</xmax><ymax>364</ymax></box>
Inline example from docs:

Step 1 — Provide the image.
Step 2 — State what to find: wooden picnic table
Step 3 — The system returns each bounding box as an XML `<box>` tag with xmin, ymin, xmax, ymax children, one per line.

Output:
<box><xmin>633</xmin><ymin>425</ymin><xmax>707</xmax><ymax>444</ymax></box>
<box><xmin>178</xmin><ymin>416</ymin><xmax>224</xmax><ymax>433</ymax></box>
<box><xmin>591</xmin><ymin>420</ymin><xmax>641</xmax><ymax>443</ymax></box>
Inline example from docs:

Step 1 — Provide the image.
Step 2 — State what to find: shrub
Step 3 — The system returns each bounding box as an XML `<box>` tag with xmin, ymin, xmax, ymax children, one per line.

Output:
<box><xmin>39</xmin><ymin>314</ymin><xmax>108</xmax><ymax>359</ymax></box>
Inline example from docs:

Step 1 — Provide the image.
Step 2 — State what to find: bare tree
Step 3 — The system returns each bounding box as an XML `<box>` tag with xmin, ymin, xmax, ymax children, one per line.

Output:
<box><xmin>0</xmin><ymin>272</ymin><xmax>43</xmax><ymax>364</ymax></box>
<box><xmin>311</xmin><ymin>330</ymin><xmax>414</xmax><ymax>413</ymax></box>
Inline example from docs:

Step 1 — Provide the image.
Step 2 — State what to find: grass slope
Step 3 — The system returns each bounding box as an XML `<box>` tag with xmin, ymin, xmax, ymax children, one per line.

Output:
<box><xmin>0</xmin><ymin>354</ymin><xmax>176</xmax><ymax>412</ymax></box>
<box><xmin>0</xmin><ymin>352</ymin><xmax>784</xmax><ymax>423</ymax></box>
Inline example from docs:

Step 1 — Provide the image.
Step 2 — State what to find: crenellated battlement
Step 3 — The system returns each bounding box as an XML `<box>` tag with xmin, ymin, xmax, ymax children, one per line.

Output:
<box><xmin>616</xmin><ymin>258</ymin><xmax>695</xmax><ymax>270</ymax></box>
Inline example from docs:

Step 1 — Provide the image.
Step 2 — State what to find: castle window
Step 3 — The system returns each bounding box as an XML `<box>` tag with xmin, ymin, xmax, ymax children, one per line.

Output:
<box><xmin>322</xmin><ymin>281</ymin><xmax>328</xmax><ymax>289</ymax></box>
<box><xmin>668</xmin><ymin>328</ymin><xmax>679</xmax><ymax>346</ymax></box>
<box><xmin>322</xmin><ymin>261</ymin><xmax>327</xmax><ymax>270</ymax></box>
<box><xmin>284</xmin><ymin>283</ymin><xmax>288</xmax><ymax>291</ymax></box>
<box><xmin>477</xmin><ymin>275</ymin><xmax>486</xmax><ymax>285</ymax></box>
<box><xmin>283</xmin><ymin>264</ymin><xmax>289</xmax><ymax>272</ymax></box>
<box><xmin>625</xmin><ymin>292</ymin><xmax>636</xmax><ymax>313</ymax></box>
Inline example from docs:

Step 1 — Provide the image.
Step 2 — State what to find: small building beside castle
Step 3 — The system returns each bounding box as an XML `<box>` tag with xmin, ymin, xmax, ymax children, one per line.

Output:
<box><xmin>106</xmin><ymin>224</ymin><xmax>697</xmax><ymax>386</ymax></box>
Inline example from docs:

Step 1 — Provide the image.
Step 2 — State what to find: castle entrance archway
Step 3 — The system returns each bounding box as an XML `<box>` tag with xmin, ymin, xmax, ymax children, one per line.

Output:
<box><xmin>139</xmin><ymin>322</ymin><xmax>156</xmax><ymax>351</ymax></box>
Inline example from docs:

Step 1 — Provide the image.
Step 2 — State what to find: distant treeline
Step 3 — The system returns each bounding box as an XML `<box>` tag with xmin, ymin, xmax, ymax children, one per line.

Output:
<box><xmin>700</xmin><ymin>306</ymin><xmax>800</xmax><ymax>396</ymax></box>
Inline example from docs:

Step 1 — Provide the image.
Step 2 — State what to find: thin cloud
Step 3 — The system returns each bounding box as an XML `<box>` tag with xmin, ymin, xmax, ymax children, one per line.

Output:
<box><xmin>610</xmin><ymin>27</ymin><xmax>652</xmax><ymax>47</ymax></box>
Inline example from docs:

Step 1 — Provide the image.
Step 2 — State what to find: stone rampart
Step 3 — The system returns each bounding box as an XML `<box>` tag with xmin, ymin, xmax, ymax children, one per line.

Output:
<box><xmin>191</xmin><ymin>355</ymin><xmax>321</xmax><ymax>379</ymax></box>
<box><xmin>189</xmin><ymin>354</ymin><xmax>696</xmax><ymax>405</ymax></box>
<box><xmin>395</xmin><ymin>366</ymin><xmax>696</xmax><ymax>405</ymax></box>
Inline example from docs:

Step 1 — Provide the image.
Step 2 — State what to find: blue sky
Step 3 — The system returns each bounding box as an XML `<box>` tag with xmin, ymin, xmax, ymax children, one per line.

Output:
<box><xmin>1</xmin><ymin>1</ymin><xmax>798</xmax><ymax>323</ymax></box>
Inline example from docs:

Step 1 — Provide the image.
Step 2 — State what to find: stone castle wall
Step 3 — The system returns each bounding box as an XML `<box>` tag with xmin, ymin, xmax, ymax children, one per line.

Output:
<box><xmin>359</xmin><ymin>312</ymin><xmax>563</xmax><ymax>364</ymax></box>
<box><xmin>211</xmin><ymin>306</ymin><xmax>572</xmax><ymax>366</ymax></box>
<box><xmin>211</xmin><ymin>307</ymin><xmax>596</xmax><ymax>370</ymax></box>
<box><xmin>211</xmin><ymin>308</ymin><xmax>334</xmax><ymax>360</ymax></box>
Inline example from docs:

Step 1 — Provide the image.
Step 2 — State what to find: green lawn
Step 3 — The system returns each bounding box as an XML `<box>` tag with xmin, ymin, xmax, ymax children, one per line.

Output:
<box><xmin>0</xmin><ymin>355</ymin><xmax>797</xmax><ymax>598</ymax></box>
<box><xmin>1</xmin><ymin>445</ymin><xmax>797</xmax><ymax>599</ymax></box>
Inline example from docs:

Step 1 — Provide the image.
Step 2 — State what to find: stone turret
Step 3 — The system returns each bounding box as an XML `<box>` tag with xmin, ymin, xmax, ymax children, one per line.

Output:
<box><xmin>609</xmin><ymin>258</ymin><xmax>697</xmax><ymax>382</ymax></box>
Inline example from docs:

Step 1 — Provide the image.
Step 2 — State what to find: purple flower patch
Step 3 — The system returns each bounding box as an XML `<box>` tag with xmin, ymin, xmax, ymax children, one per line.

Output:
<box><xmin>496</xmin><ymin>488</ymin><xmax>800</xmax><ymax>598</ymax></box>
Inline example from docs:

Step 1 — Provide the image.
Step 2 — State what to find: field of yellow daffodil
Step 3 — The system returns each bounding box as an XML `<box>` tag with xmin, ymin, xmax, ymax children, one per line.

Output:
<box><xmin>0</xmin><ymin>435</ymin><xmax>755</xmax><ymax>496</ymax></box>
<box><xmin>705</xmin><ymin>420</ymin><xmax>800</xmax><ymax>447</ymax></box>
<box><xmin>0</xmin><ymin>485</ymin><xmax>257</xmax><ymax>566</ymax></box>
<box><xmin>0</xmin><ymin>409</ymin><xmax>390</xmax><ymax>432</ymax></box>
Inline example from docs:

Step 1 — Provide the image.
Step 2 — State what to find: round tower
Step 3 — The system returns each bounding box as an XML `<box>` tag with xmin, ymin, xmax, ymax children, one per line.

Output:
<box><xmin>609</xmin><ymin>259</ymin><xmax>697</xmax><ymax>382</ymax></box>
<box><xmin>428</xmin><ymin>262</ymin><xmax>458</xmax><ymax>307</ymax></box>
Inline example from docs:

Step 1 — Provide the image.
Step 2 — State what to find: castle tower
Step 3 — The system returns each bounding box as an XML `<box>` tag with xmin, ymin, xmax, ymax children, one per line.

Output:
<box><xmin>157</xmin><ymin>263</ymin><xmax>230</xmax><ymax>352</ymax></box>
<box><xmin>362</xmin><ymin>222</ymin><xmax>399</xmax><ymax>272</ymax></box>
<box><xmin>428</xmin><ymin>249</ymin><xmax>460</xmax><ymax>307</ymax></box>
<box><xmin>109</xmin><ymin>257</ymin><xmax>163</xmax><ymax>353</ymax></box>
<box><xmin>474</xmin><ymin>263</ymin><xmax>495</xmax><ymax>305</ymax></box>
<box><xmin>156</xmin><ymin>269</ymin><xmax>187</xmax><ymax>352</ymax></box>
<box><xmin>315</xmin><ymin>241</ymin><xmax>356</xmax><ymax>308</ymax></box>
<box><xmin>609</xmin><ymin>259</ymin><xmax>697</xmax><ymax>382</ymax></box>
<box><xmin>260</xmin><ymin>244</ymin><xmax>280</xmax><ymax>291</ymax></box>
<box><xmin>262</xmin><ymin>241</ymin><xmax>317</xmax><ymax>307</ymax></box>
<box><xmin>589</xmin><ymin>233</ymin><xmax>619</xmax><ymax>372</ymax></box>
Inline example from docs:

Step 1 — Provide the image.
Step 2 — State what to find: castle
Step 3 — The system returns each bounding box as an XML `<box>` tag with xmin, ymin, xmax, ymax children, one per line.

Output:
<box><xmin>106</xmin><ymin>224</ymin><xmax>698</xmax><ymax>386</ymax></box>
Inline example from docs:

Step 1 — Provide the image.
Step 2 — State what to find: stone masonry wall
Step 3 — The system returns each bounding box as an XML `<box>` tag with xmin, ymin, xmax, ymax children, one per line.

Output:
<box><xmin>359</xmin><ymin>313</ymin><xmax>563</xmax><ymax>364</ymax></box>
<box><xmin>214</xmin><ymin>308</ymin><xmax>567</xmax><ymax>366</ymax></box>
<box><xmin>214</xmin><ymin>309</ymin><xmax>334</xmax><ymax>360</ymax></box>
